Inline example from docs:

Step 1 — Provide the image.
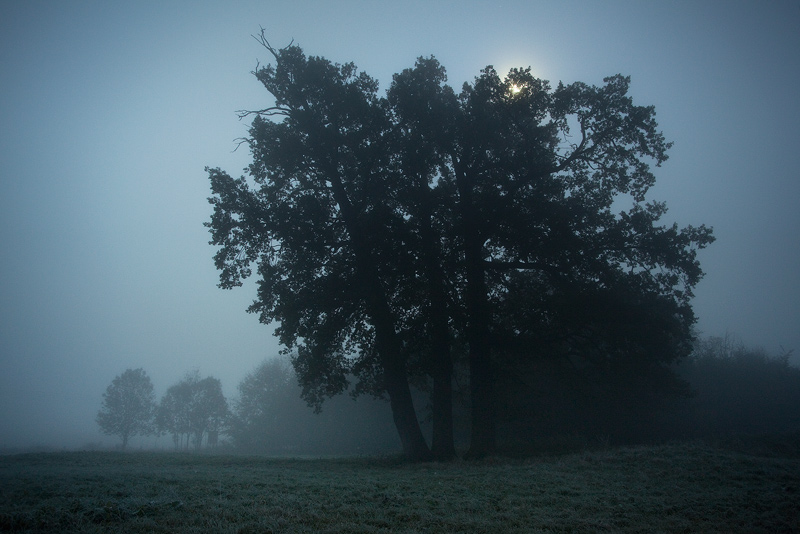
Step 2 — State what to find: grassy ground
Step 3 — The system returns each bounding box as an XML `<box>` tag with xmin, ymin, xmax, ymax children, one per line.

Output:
<box><xmin>1</xmin><ymin>439</ymin><xmax>798</xmax><ymax>533</ymax></box>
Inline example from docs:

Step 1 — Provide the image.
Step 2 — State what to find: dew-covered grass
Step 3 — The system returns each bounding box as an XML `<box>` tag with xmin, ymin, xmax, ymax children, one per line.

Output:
<box><xmin>1</xmin><ymin>438</ymin><xmax>798</xmax><ymax>533</ymax></box>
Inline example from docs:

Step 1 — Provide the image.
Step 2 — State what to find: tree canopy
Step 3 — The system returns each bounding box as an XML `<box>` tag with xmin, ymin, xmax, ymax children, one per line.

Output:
<box><xmin>96</xmin><ymin>368</ymin><xmax>156</xmax><ymax>450</ymax></box>
<box><xmin>207</xmin><ymin>33</ymin><xmax>714</xmax><ymax>460</ymax></box>
<box><xmin>156</xmin><ymin>371</ymin><xmax>229</xmax><ymax>450</ymax></box>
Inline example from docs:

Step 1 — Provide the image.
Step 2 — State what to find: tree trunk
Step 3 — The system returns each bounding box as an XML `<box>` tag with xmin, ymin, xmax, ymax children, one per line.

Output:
<box><xmin>423</xmin><ymin>258</ymin><xmax>456</xmax><ymax>461</ymax></box>
<box><xmin>465</xmin><ymin>328</ymin><xmax>495</xmax><ymax>459</ymax></box>
<box><xmin>382</xmin><ymin>351</ymin><xmax>433</xmax><ymax>461</ymax></box>
<box><xmin>454</xmin><ymin>162</ymin><xmax>496</xmax><ymax>459</ymax></box>
<box><xmin>430</xmin><ymin>337</ymin><xmax>456</xmax><ymax>460</ymax></box>
<box><xmin>417</xmin><ymin>180</ymin><xmax>456</xmax><ymax>460</ymax></box>
<box><xmin>329</xmin><ymin>173</ymin><xmax>432</xmax><ymax>461</ymax></box>
<box><xmin>463</xmin><ymin>249</ymin><xmax>496</xmax><ymax>459</ymax></box>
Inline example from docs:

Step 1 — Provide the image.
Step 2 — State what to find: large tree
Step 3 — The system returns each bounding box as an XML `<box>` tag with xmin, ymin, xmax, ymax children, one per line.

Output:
<box><xmin>383</xmin><ymin>57</ymin><xmax>462</xmax><ymax>459</ymax></box>
<box><xmin>208</xmin><ymin>36</ymin><xmax>432</xmax><ymax>460</ymax></box>
<box><xmin>96</xmin><ymin>368</ymin><xmax>156</xmax><ymax>450</ymax></box>
<box><xmin>207</xmin><ymin>35</ymin><xmax>713</xmax><ymax>459</ymax></box>
<box><xmin>441</xmin><ymin>67</ymin><xmax>713</xmax><ymax>456</ymax></box>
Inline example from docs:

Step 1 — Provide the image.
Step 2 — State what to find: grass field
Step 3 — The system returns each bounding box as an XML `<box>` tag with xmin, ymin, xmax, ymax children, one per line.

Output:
<box><xmin>1</xmin><ymin>438</ymin><xmax>799</xmax><ymax>533</ymax></box>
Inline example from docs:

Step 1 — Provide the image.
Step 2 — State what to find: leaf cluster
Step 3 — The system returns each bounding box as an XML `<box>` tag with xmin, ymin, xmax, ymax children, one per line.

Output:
<box><xmin>206</xmin><ymin>37</ymin><xmax>714</xmax><ymax>413</ymax></box>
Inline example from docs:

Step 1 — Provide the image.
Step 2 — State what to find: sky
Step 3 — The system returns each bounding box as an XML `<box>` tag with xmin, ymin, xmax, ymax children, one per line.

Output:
<box><xmin>1</xmin><ymin>0</ymin><xmax>798</xmax><ymax>450</ymax></box>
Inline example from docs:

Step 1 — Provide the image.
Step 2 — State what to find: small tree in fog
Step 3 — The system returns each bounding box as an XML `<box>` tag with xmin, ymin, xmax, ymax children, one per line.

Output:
<box><xmin>156</xmin><ymin>379</ymin><xmax>193</xmax><ymax>449</ymax></box>
<box><xmin>96</xmin><ymin>368</ymin><xmax>156</xmax><ymax>450</ymax></box>
<box><xmin>157</xmin><ymin>371</ymin><xmax>229</xmax><ymax>450</ymax></box>
<box><xmin>188</xmin><ymin>374</ymin><xmax>229</xmax><ymax>449</ymax></box>
<box><xmin>230</xmin><ymin>357</ymin><xmax>300</xmax><ymax>451</ymax></box>
<box><xmin>230</xmin><ymin>356</ymin><xmax>402</xmax><ymax>455</ymax></box>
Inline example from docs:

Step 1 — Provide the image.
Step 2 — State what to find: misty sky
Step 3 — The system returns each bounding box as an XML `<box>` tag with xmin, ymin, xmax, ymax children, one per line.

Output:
<box><xmin>1</xmin><ymin>1</ymin><xmax>798</xmax><ymax>449</ymax></box>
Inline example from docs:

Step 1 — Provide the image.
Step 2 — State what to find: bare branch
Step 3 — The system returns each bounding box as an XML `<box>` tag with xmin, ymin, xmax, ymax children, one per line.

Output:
<box><xmin>236</xmin><ymin>106</ymin><xmax>290</xmax><ymax>120</ymax></box>
<box><xmin>484</xmin><ymin>259</ymin><xmax>562</xmax><ymax>279</ymax></box>
<box><xmin>232</xmin><ymin>137</ymin><xmax>249</xmax><ymax>152</ymax></box>
<box><xmin>552</xmin><ymin>118</ymin><xmax>589</xmax><ymax>172</ymax></box>
<box><xmin>252</xmin><ymin>26</ymin><xmax>294</xmax><ymax>60</ymax></box>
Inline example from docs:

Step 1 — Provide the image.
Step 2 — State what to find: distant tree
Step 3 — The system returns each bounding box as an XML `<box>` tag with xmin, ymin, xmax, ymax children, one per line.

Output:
<box><xmin>207</xmin><ymin>34</ymin><xmax>713</xmax><ymax>460</ymax></box>
<box><xmin>157</xmin><ymin>371</ymin><xmax>229</xmax><ymax>450</ymax></box>
<box><xmin>231</xmin><ymin>356</ymin><xmax>402</xmax><ymax>455</ymax></box>
<box><xmin>156</xmin><ymin>378</ymin><xmax>192</xmax><ymax>450</ymax></box>
<box><xmin>96</xmin><ymin>368</ymin><xmax>156</xmax><ymax>450</ymax></box>
<box><xmin>188</xmin><ymin>374</ymin><xmax>229</xmax><ymax>449</ymax></box>
<box><xmin>230</xmin><ymin>357</ymin><xmax>303</xmax><ymax>451</ymax></box>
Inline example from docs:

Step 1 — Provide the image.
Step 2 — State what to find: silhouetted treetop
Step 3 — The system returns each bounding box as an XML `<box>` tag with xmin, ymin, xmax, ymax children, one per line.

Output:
<box><xmin>207</xmin><ymin>33</ymin><xmax>713</xmax><ymax>460</ymax></box>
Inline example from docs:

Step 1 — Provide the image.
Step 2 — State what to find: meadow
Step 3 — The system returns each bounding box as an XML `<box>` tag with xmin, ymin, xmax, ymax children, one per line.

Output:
<box><xmin>1</xmin><ymin>437</ymin><xmax>798</xmax><ymax>533</ymax></box>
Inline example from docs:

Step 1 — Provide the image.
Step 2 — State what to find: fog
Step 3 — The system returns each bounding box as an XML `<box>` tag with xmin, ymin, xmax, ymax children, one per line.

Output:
<box><xmin>1</xmin><ymin>1</ymin><xmax>799</xmax><ymax>451</ymax></box>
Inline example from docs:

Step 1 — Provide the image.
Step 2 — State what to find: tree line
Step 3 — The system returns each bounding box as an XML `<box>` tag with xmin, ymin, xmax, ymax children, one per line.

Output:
<box><xmin>97</xmin><ymin>335</ymin><xmax>800</xmax><ymax>454</ymax></box>
<box><xmin>494</xmin><ymin>335</ymin><xmax>800</xmax><ymax>453</ymax></box>
<box><xmin>96</xmin><ymin>369</ymin><xmax>228</xmax><ymax>451</ymax></box>
<box><xmin>206</xmin><ymin>32</ymin><xmax>714</xmax><ymax>460</ymax></box>
<box><xmin>95</xmin><ymin>363</ymin><xmax>401</xmax><ymax>453</ymax></box>
<box><xmin>92</xmin><ymin>365</ymin><xmax>385</xmax><ymax>452</ymax></box>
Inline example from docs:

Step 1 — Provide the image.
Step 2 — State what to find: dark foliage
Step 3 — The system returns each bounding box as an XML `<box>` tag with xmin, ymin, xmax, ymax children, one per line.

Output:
<box><xmin>206</xmin><ymin>33</ymin><xmax>713</xmax><ymax>459</ymax></box>
<box><xmin>493</xmin><ymin>335</ymin><xmax>800</xmax><ymax>453</ymax></box>
<box><xmin>669</xmin><ymin>336</ymin><xmax>800</xmax><ymax>438</ymax></box>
